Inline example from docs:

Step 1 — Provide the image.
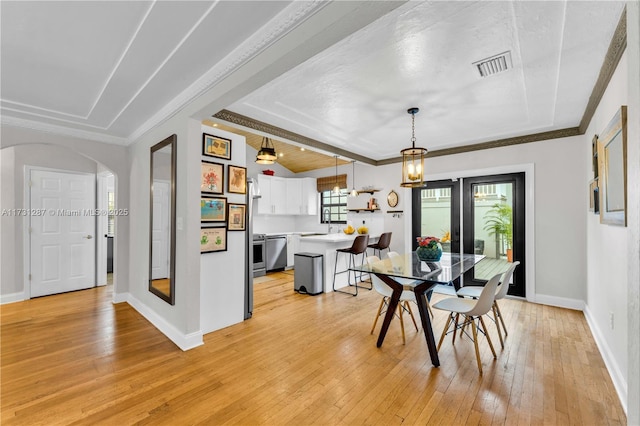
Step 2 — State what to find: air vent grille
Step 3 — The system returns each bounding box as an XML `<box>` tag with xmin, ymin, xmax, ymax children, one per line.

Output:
<box><xmin>473</xmin><ymin>51</ymin><xmax>512</xmax><ymax>77</ymax></box>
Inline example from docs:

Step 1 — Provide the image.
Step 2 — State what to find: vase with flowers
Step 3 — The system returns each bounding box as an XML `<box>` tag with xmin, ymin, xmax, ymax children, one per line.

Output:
<box><xmin>416</xmin><ymin>236</ymin><xmax>442</xmax><ymax>261</ymax></box>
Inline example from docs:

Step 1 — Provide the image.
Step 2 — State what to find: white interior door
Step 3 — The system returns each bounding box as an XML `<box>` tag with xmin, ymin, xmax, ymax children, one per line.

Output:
<box><xmin>30</xmin><ymin>170</ymin><xmax>96</xmax><ymax>297</ymax></box>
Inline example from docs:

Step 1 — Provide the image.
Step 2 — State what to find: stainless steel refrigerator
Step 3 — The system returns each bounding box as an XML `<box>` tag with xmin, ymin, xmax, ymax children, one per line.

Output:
<box><xmin>244</xmin><ymin>178</ymin><xmax>261</xmax><ymax>319</ymax></box>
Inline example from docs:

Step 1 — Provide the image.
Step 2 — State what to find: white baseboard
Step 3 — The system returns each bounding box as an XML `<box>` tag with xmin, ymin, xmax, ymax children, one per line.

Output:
<box><xmin>0</xmin><ymin>291</ymin><xmax>26</xmax><ymax>304</ymax></box>
<box><xmin>534</xmin><ymin>293</ymin><xmax>585</xmax><ymax>311</ymax></box>
<box><xmin>583</xmin><ymin>305</ymin><xmax>628</xmax><ymax>415</ymax></box>
<box><xmin>120</xmin><ymin>292</ymin><xmax>204</xmax><ymax>351</ymax></box>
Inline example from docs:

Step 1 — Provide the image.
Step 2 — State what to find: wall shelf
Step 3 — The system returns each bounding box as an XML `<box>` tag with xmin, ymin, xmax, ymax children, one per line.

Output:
<box><xmin>356</xmin><ymin>189</ymin><xmax>381</xmax><ymax>195</ymax></box>
<box><xmin>386</xmin><ymin>210</ymin><xmax>403</xmax><ymax>213</ymax></box>
<box><xmin>347</xmin><ymin>208</ymin><xmax>380</xmax><ymax>213</ymax></box>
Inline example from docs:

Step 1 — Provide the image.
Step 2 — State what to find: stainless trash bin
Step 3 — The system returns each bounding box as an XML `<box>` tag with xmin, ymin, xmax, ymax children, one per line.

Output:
<box><xmin>294</xmin><ymin>252</ymin><xmax>324</xmax><ymax>295</ymax></box>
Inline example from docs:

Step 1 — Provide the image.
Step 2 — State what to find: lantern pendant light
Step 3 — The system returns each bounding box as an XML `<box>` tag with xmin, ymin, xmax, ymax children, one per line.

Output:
<box><xmin>349</xmin><ymin>160</ymin><xmax>358</xmax><ymax>197</ymax></box>
<box><xmin>255</xmin><ymin>136</ymin><xmax>277</xmax><ymax>164</ymax></box>
<box><xmin>400</xmin><ymin>107</ymin><xmax>428</xmax><ymax>187</ymax></box>
<box><xmin>332</xmin><ymin>155</ymin><xmax>341</xmax><ymax>195</ymax></box>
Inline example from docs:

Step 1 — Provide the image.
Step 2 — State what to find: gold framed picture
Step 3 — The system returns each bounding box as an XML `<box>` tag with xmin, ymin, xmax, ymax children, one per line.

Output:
<box><xmin>227</xmin><ymin>165</ymin><xmax>247</xmax><ymax>194</ymax></box>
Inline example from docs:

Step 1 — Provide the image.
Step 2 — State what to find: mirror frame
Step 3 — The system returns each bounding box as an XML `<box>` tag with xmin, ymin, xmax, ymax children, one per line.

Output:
<box><xmin>149</xmin><ymin>134</ymin><xmax>177</xmax><ymax>304</ymax></box>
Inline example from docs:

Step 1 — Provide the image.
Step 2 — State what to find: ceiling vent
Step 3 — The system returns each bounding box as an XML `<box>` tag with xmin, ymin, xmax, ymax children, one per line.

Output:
<box><xmin>473</xmin><ymin>51</ymin><xmax>512</xmax><ymax>77</ymax></box>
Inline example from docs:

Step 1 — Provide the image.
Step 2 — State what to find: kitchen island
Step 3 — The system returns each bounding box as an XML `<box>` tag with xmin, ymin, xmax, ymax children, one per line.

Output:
<box><xmin>297</xmin><ymin>233</ymin><xmax>379</xmax><ymax>293</ymax></box>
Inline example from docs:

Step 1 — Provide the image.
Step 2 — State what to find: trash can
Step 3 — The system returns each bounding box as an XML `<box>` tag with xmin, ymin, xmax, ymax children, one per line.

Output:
<box><xmin>294</xmin><ymin>252</ymin><xmax>324</xmax><ymax>295</ymax></box>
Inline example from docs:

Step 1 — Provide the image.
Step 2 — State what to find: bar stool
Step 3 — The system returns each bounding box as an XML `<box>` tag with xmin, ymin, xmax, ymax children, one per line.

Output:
<box><xmin>332</xmin><ymin>234</ymin><xmax>371</xmax><ymax>296</ymax></box>
<box><xmin>368</xmin><ymin>232</ymin><xmax>392</xmax><ymax>258</ymax></box>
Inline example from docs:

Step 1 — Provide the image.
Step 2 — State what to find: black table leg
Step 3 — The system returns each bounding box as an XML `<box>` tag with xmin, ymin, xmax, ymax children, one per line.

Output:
<box><xmin>375</xmin><ymin>274</ymin><xmax>402</xmax><ymax>348</ymax></box>
<box><xmin>413</xmin><ymin>281</ymin><xmax>440</xmax><ymax>367</ymax></box>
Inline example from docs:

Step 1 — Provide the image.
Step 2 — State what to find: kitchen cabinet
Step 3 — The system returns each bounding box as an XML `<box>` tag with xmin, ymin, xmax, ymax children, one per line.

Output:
<box><xmin>286</xmin><ymin>234</ymin><xmax>300</xmax><ymax>269</ymax></box>
<box><xmin>257</xmin><ymin>175</ymin><xmax>317</xmax><ymax>216</ymax></box>
<box><xmin>286</xmin><ymin>179</ymin><xmax>302</xmax><ymax>215</ymax></box>
<box><xmin>301</xmin><ymin>178</ymin><xmax>317</xmax><ymax>215</ymax></box>
<box><xmin>257</xmin><ymin>175</ymin><xmax>286</xmax><ymax>215</ymax></box>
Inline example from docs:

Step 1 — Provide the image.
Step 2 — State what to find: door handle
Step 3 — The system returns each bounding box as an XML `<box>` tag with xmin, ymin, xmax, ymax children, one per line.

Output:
<box><xmin>84</xmin><ymin>235</ymin><xmax>93</xmax><ymax>240</ymax></box>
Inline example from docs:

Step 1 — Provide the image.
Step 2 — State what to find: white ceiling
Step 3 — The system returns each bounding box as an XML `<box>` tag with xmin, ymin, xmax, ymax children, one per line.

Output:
<box><xmin>1</xmin><ymin>1</ymin><xmax>626</xmax><ymax>161</ymax></box>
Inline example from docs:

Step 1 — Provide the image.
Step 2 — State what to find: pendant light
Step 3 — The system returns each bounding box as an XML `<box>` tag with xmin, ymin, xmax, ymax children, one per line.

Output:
<box><xmin>400</xmin><ymin>107</ymin><xmax>428</xmax><ymax>187</ymax></box>
<box><xmin>255</xmin><ymin>136</ymin><xmax>277</xmax><ymax>164</ymax></box>
<box><xmin>332</xmin><ymin>155</ymin><xmax>341</xmax><ymax>195</ymax></box>
<box><xmin>349</xmin><ymin>160</ymin><xmax>358</xmax><ymax>197</ymax></box>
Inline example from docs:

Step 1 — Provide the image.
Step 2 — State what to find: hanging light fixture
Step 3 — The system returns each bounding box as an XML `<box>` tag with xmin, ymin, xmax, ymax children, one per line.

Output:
<box><xmin>349</xmin><ymin>160</ymin><xmax>358</xmax><ymax>197</ymax></box>
<box><xmin>332</xmin><ymin>155</ymin><xmax>341</xmax><ymax>195</ymax></box>
<box><xmin>255</xmin><ymin>136</ymin><xmax>277</xmax><ymax>164</ymax></box>
<box><xmin>400</xmin><ymin>107</ymin><xmax>428</xmax><ymax>187</ymax></box>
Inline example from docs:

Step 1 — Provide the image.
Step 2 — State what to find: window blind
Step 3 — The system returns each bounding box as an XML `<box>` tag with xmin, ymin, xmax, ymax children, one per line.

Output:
<box><xmin>316</xmin><ymin>174</ymin><xmax>347</xmax><ymax>192</ymax></box>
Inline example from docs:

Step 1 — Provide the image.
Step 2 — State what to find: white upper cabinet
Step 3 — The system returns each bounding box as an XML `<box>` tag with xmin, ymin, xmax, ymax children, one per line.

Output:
<box><xmin>256</xmin><ymin>175</ymin><xmax>316</xmax><ymax>215</ymax></box>
<box><xmin>301</xmin><ymin>177</ymin><xmax>317</xmax><ymax>215</ymax></box>
<box><xmin>286</xmin><ymin>178</ymin><xmax>302</xmax><ymax>215</ymax></box>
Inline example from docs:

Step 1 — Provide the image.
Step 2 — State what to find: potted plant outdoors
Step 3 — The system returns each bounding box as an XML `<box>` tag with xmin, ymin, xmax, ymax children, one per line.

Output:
<box><xmin>483</xmin><ymin>203</ymin><xmax>513</xmax><ymax>262</ymax></box>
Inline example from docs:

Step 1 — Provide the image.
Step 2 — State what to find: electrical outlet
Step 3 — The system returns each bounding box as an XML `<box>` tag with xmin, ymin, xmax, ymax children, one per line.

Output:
<box><xmin>609</xmin><ymin>312</ymin><xmax>614</xmax><ymax>330</ymax></box>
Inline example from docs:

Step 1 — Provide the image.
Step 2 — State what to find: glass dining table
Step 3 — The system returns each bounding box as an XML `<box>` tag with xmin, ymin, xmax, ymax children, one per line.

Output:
<box><xmin>353</xmin><ymin>252</ymin><xmax>485</xmax><ymax>367</ymax></box>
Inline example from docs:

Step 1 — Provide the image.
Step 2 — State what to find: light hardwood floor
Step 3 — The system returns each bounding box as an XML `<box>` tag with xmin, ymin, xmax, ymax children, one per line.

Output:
<box><xmin>1</xmin><ymin>271</ymin><xmax>626</xmax><ymax>425</ymax></box>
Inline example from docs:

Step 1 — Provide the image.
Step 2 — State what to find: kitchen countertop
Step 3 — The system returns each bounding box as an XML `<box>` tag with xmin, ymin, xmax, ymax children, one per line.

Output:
<box><xmin>300</xmin><ymin>233</ymin><xmax>378</xmax><ymax>243</ymax></box>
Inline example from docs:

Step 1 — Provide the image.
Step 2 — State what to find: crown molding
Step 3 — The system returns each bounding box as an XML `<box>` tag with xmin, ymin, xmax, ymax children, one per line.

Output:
<box><xmin>1</xmin><ymin>116</ymin><xmax>129</xmax><ymax>146</ymax></box>
<box><xmin>579</xmin><ymin>6</ymin><xmax>627</xmax><ymax>133</ymax></box>
<box><xmin>213</xmin><ymin>109</ymin><xmax>378</xmax><ymax>165</ymax></box>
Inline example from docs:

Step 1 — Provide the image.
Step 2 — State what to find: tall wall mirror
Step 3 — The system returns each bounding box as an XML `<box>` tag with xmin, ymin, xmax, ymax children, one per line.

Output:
<box><xmin>149</xmin><ymin>134</ymin><xmax>177</xmax><ymax>304</ymax></box>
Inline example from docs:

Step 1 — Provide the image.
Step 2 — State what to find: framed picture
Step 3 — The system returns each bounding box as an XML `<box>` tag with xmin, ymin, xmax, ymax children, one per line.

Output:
<box><xmin>227</xmin><ymin>165</ymin><xmax>247</xmax><ymax>194</ymax></box>
<box><xmin>201</xmin><ymin>160</ymin><xmax>224</xmax><ymax>195</ymax></box>
<box><xmin>228</xmin><ymin>203</ymin><xmax>246</xmax><ymax>231</ymax></box>
<box><xmin>598</xmin><ymin>106</ymin><xmax>627</xmax><ymax>226</ymax></box>
<box><xmin>203</xmin><ymin>133</ymin><xmax>231</xmax><ymax>160</ymax></box>
<box><xmin>201</xmin><ymin>196</ymin><xmax>227</xmax><ymax>222</ymax></box>
<box><xmin>200</xmin><ymin>227</ymin><xmax>227</xmax><ymax>253</ymax></box>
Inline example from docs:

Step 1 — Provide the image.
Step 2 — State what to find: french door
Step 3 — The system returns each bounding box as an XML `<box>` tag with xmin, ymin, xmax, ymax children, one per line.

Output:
<box><xmin>413</xmin><ymin>172</ymin><xmax>526</xmax><ymax>297</ymax></box>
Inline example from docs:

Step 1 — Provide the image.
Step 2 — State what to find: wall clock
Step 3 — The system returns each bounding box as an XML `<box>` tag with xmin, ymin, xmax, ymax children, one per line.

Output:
<box><xmin>387</xmin><ymin>190</ymin><xmax>399</xmax><ymax>208</ymax></box>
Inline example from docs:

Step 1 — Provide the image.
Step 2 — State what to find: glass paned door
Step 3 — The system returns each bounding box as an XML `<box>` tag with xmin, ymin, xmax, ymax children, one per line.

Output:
<box><xmin>412</xmin><ymin>180</ymin><xmax>460</xmax><ymax>254</ymax></box>
<box><xmin>463</xmin><ymin>173</ymin><xmax>525</xmax><ymax>297</ymax></box>
<box><xmin>413</xmin><ymin>173</ymin><xmax>526</xmax><ymax>297</ymax></box>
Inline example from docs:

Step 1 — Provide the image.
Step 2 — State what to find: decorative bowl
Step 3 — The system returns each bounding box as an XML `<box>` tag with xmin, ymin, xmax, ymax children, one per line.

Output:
<box><xmin>262</xmin><ymin>170</ymin><xmax>275</xmax><ymax>176</ymax></box>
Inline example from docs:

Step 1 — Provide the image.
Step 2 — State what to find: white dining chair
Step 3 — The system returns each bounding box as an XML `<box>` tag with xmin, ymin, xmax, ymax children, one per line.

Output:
<box><xmin>432</xmin><ymin>272</ymin><xmax>502</xmax><ymax>375</ymax></box>
<box><xmin>388</xmin><ymin>251</ymin><xmax>434</xmax><ymax>318</ymax></box>
<box><xmin>456</xmin><ymin>261</ymin><xmax>519</xmax><ymax>348</ymax></box>
<box><xmin>366</xmin><ymin>255</ymin><xmax>419</xmax><ymax>344</ymax></box>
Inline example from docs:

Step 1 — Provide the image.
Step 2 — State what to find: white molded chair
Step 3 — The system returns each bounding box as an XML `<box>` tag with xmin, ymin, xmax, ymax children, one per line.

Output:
<box><xmin>366</xmin><ymin>255</ymin><xmax>419</xmax><ymax>344</ymax></box>
<box><xmin>456</xmin><ymin>261</ymin><xmax>519</xmax><ymax>348</ymax></box>
<box><xmin>388</xmin><ymin>251</ymin><xmax>434</xmax><ymax>318</ymax></box>
<box><xmin>432</xmin><ymin>272</ymin><xmax>502</xmax><ymax>375</ymax></box>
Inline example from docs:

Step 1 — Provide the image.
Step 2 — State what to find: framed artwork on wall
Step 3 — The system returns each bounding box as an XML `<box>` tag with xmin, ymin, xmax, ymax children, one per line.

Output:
<box><xmin>200</xmin><ymin>227</ymin><xmax>227</xmax><ymax>253</ymax></box>
<box><xmin>227</xmin><ymin>165</ymin><xmax>247</xmax><ymax>194</ymax></box>
<box><xmin>201</xmin><ymin>196</ymin><xmax>227</xmax><ymax>222</ymax></box>
<box><xmin>597</xmin><ymin>106</ymin><xmax>627</xmax><ymax>226</ymax></box>
<box><xmin>201</xmin><ymin>160</ymin><xmax>224</xmax><ymax>195</ymax></box>
<box><xmin>228</xmin><ymin>203</ymin><xmax>246</xmax><ymax>231</ymax></box>
<box><xmin>203</xmin><ymin>133</ymin><xmax>231</xmax><ymax>160</ymax></box>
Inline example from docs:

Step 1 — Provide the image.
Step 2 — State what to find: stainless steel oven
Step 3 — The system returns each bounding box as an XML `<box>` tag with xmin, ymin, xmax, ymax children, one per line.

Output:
<box><xmin>252</xmin><ymin>234</ymin><xmax>266</xmax><ymax>277</ymax></box>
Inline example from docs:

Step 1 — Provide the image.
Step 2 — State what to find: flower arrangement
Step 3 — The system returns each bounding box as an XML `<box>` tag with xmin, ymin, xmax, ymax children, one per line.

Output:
<box><xmin>416</xmin><ymin>236</ymin><xmax>442</xmax><ymax>261</ymax></box>
<box><xmin>416</xmin><ymin>236</ymin><xmax>440</xmax><ymax>248</ymax></box>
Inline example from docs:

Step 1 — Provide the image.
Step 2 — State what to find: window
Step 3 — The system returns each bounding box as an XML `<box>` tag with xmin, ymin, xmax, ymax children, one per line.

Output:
<box><xmin>320</xmin><ymin>190</ymin><xmax>347</xmax><ymax>224</ymax></box>
<box><xmin>107</xmin><ymin>191</ymin><xmax>115</xmax><ymax>237</ymax></box>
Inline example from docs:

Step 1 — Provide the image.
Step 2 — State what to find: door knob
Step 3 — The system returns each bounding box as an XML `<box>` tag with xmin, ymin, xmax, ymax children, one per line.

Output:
<box><xmin>84</xmin><ymin>235</ymin><xmax>93</xmax><ymax>239</ymax></box>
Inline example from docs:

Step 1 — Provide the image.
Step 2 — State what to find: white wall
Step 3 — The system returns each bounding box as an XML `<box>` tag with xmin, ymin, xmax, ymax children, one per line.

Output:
<box><xmin>624</xmin><ymin>3</ymin><xmax>640</xmax><ymax>422</ymax></box>
<box><xmin>199</xmin><ymin>125</ymin><xmax>247</xmax><ymax>334</ymax></box>
<box><xmin>126</xmin><ymin>115</ymin><xmax>202</xmax><ymax>350</ymax></box>
<box><xmin>584</xmin><ymin>51</ymin><xmax>629</xmax><ymax>409</ymax></box>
